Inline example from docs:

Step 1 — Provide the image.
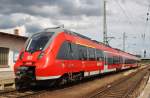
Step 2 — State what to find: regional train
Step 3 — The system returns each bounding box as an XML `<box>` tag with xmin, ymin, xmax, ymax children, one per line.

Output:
<box><xmin>14</xmin><ymin>27</ymin><xmax>140</xmax><ymax>90</ymax></box>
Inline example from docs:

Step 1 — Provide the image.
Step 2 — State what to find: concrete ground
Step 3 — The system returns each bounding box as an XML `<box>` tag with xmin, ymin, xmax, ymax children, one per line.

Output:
<box><xmin>0</xmin><ymin>71</ymin><xmax>15</xmax><ymax>80</ymax></box>
<box><xmin>0</xmin><ymin>71</ymin><xmax>15</xmax><ymax>90</ymax></box>
<box><xmin>138</xmin><ymin>76</ymin><xmax>150</xmax><ymax>98</ymax></box>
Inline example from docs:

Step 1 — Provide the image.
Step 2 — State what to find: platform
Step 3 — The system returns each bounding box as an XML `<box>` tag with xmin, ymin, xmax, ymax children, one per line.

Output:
<box><xmin>138</xmin><ymin>76</ymin><xmax>150</xmax><ymax>98</ymax></box>
<box><xmin>0</xmin><ymin>71</ymin><xmax>15</xmax><ymax>90</ymax></box>
<box><xmin>0</xmin><ymin>71</ymin><xmax>15</xmax><ymax>80</ymax></box>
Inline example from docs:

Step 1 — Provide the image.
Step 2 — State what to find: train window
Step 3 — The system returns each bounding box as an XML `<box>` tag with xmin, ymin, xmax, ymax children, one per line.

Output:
<box><xmin>88</xmin><ymin>48</ymin><xmax>96</xmax><ymax>61</ymax></box>
<box><xmin>78</xmin><ymin>45</ymin><xmax>88</xmax><ymax>60</ymax></box>
<box><xmin>105</xmin><ymin>53</ymin><xmax>113</xmax><ymax>65</ymax></box>
<box><xmin>127</xmin><ymin>59</ymin><xmax>135</xmax><ymax>64</ymax></box>
<box><xmin>26</xmin><ymin>32</ymin><xmax>54</xmax><ymax>53</ymax></box>
<box><xmin>96</xmin><ymin>49</ymin><xmax>104</xmax><ymax>61</ymax></box>
<box><xmin>119</xmin><ymin>56</ymin><xmax>123</xmax><ymax>64</ymax></box>
<box><xmin>113</xmin><ymin>56</ymin><xmax>119</xmax><ymax>64</ymax></box>
<box><xmin>124</xmin><ymin>58</ymin><xmax>127</xmax><ymax>64</ymax></box>
<box><xmin>124</xmin><ymin>58</ymin><xmax>133</xmax><ymax>64</ymax></box>
<box><xmin>108</xmin><ymin>57</ymin><xmax>113</xmax><ymax>64</ymax></box>
<box><xmin>70</xmin><ymin>43</ymin><xmax>79</xmax><ymax>60</ymax></box>
<box><xmin>123</xmin><ymin>58</ymin><xmax>126</xmax><ymax>64</ymax></box>
<box><xmin>57</xmin><ymin>41</ymin><xmax>72</xmax><ymax>60</ymax></box>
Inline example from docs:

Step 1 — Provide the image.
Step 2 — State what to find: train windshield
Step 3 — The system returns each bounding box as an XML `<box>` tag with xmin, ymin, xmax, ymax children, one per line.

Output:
<box><xmin>26</xmin><ymin>32</ymin><xmax>54</xmax><ymax>52</ymax></box>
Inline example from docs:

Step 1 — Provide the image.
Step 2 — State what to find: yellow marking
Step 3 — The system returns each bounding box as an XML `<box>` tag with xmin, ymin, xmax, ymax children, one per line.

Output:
<box><xmin>75</xmin><ymin>42</ymin><xmax>95</xmax><ymax>48</ymax></box>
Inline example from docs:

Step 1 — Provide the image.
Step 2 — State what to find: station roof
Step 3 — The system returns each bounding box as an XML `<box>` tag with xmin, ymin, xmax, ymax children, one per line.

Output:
<box><xmin>141</xmin><ymin>57</ymin><xmax>150</xmax><ymax>60</ymax></box>
<box><xmin>0</xmin><ymin>32</ymin><xmax>28</xmax><ymax>40</ymax></box>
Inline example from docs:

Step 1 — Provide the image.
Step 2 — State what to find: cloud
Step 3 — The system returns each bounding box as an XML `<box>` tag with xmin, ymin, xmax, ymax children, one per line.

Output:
<box><xmin>0</xmin><ymin>13</ymin><xmax>56</xmax><ymax>32</ymax></box>
<box><xmin>0</xmin><ymin>0</ymin><xmax>104</xmax><ymax>33</ymax></box>
<box><xmin>0</xmin><ymin>0</ymin><xmax>103</xmax><ymax>17</ymax></box>
<box><xmin>0</xmin><ymin>0</ymin><xmax>150</xmax><ymax>56</ymax></box>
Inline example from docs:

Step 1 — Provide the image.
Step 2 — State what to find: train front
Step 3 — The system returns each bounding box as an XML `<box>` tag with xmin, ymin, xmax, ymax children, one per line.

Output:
<box><xmin>14</xmin><ymin>30</ymin><xmax>57</xmax><ymax>90</ymax></box>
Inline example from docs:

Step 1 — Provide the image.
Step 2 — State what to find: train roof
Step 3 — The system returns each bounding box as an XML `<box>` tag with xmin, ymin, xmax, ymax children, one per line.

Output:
<box><xmin>44</xmin><ymin>27</ymin><xmax>140</xmax><ymax>60</ymax></box>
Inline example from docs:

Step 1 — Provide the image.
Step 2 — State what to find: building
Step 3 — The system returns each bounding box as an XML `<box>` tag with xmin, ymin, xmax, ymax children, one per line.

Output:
<box><xmin>0</xmin><ymin>27</ymin><xmax>28</xmax><ymax>71</ymax></box>
<box><xmin>0</xmin><ymin>25</ymin><xmax>27</xmax><ymax>36</ymax></box>
<box><xmin>141</xmin><ymin>57</ymin><xmax>150</xmax><ymax>63</ymax></box>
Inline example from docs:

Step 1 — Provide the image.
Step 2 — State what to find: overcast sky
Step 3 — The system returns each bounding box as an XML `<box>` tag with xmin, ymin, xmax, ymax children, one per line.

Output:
<box><xmin>0</xmin><ymin>0</ymin><xmax>150</xmax><ymax>57</ymax></box>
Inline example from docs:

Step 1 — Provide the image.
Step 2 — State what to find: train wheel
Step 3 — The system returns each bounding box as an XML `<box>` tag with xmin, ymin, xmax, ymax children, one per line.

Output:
<box><xmin>15</xmin><ymin>78</ymin><xmax>30</xmax><ymax>91</ymax></box>
<box><xmin>15</xmin><ymin>78</ymin><xmax>23</xmax><ymax>91</ymax></box>
<box><xmin>57</xmin><ymin>75</ymin><xmax>68</xmax><ymax>86</ymax></box>
<box><xmin>78</xmin><ymin>72</ymin><xmax>84</xmax><ymax>81</ymax></box>
<box><xmin>116</xmin><ymin>67</ymin><xmax>121</xmax><ymax>72</ymax></box>
<box><xmin>16</xmin><ymin>83</ymin><xmax>23</xmax><ymax>91</ymax></box>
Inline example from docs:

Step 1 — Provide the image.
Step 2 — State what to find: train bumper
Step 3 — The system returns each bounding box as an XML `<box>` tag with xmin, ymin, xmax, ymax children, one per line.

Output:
<box><xmin>36</xmin><ymin>75</ymin><xmax>61</xmax><ymax>80</ymax></box>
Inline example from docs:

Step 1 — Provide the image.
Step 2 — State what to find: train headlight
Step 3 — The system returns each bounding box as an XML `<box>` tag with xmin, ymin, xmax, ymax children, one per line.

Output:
<box><xmin>19</xmin><ymin>52</ymin><xmax>24</xmax><ymax>60</ymax></box>
<box><xmin>38</xmin><ymin>52</ymin><xmax>44</xmax><ymax>59</ymax></box>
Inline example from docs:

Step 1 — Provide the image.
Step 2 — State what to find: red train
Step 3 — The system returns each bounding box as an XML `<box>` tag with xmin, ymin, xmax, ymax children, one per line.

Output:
<box><xmin>14</xmin><ymin>27</ymin><xmax>140</xmax><ymax>90</ymax></box>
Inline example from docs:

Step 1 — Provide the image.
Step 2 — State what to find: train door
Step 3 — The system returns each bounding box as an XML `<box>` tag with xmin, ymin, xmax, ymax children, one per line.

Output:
<box><xmin>56</xmin><ymin>41</ymin><xmax>73</xmax><ymax>73</ymax></box>
<box><xmin>87</xmin><ymin>48</ymin><xmax>97</xmax><ymax>72</ymax></box>
<box><xmin>78</xmin><ymin>45</ymin><xmax>88</xmax><ymax>72</ymax></box>
<box><xmin>69</xmin><ymin>43</ymin><xmax>81</xmax><ymax>73</ymax></box>
<box><xmin>66</xmin><ymin>42</ymin><xmax>77</xmax><ymax>73</ymax></box>
<box><xmin>69</xmin><ymin>43</ymin><xmax>86</xmax><ymax>79</ymax></box>
<box><xmin>96</xmin><ymin>49</ymin><xmax>104</xmax><ymax>74</ymax></box>
<box><xmin>103</xmin><ymin>52</ymin><xmax>108</xmax><ymax>73</ymax></box>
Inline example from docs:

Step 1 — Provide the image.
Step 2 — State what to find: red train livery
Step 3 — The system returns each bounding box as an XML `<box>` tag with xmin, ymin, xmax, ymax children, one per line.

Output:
<box><xmin>14</xmin><ymin>27</ymin><xmax>140</xmax><ymax>90</ymax></box>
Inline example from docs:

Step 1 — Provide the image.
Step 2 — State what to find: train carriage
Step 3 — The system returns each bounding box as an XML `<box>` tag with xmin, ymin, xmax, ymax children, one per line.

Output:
<box><xmin>14</xmin><ymin>27</ymin><xmax>140</xmax><ymax>90</ymax></box>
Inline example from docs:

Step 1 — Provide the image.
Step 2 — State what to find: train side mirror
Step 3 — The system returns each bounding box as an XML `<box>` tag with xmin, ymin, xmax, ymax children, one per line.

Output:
<box><xmin>13</xmin><ymin>51</ymin><xmax>19</xmax><ymax>63</ymax></box>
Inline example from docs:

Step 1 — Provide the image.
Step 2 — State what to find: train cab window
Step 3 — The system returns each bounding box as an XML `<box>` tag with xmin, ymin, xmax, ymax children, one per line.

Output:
<box><xmin>57</xmin><ymin>41</ymin><xmax>72</xmax><ymax>60</ymax></box>
<box><xmin>78</xmin><ymin>45</ymin><xmax>88</xmax><ymax>60</ymax></box>
<box><xmin>88</xmin><ymin>48</ymin><xmax>96</xmax><ymax>61</ymax></box>
<box><xmin>26</xmin><ymin>32</ymin><xmax>54</xmax><ymax>53</ymax></box>
<box><xmin>96</xmin><ymin>49</ymin><xmax>104</xmax><ymax>61</ymax></box>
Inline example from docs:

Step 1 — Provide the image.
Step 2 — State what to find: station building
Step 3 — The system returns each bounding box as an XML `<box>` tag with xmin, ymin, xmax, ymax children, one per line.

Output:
<box><xmin>0</xmin><ymin>26</ymin><xmax>28</xmax><ymax>71</ymax></box>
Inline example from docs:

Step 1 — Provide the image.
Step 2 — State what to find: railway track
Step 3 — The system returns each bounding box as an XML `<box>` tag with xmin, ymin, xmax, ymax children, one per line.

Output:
<box><xmin>0</xmin><ymin>79</ymin><xmax>83</xmax><ymax>98</ymax></box>
<box><xmin>0</xmin><ymin>89</ymin><xmax>50</xmax><ymax>98</ymax></box>
<box><xmin>88</xmin><ymin>67</ymin><xmax>150</xmax><ymax>98</ymax></box>
<box><xmin>0</xmin><ymin>66</ymin><xmax>148</xmax><ymax>98</ymax></box>
<box><xmin>0</xmin><ymin>89</ymin><xmax>15</xmax><ymax>95</ymax></box>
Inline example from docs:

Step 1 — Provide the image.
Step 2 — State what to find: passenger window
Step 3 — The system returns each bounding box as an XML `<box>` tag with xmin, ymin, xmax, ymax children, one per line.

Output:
<box><xmin>88</xmin><ymin>48</ymin><xmax>96</xmax><ymax>61</ymax></box>
<box><xmin>107</xmin><ymin>56</ymin><xmax>113</xmax><ymax>64</ymax></box>
<box><xmin>113</xmin><ymin>56</ymin><xmax>120</xmax><ymax>64</ymax></box>
<box><xmin>96</xmin><ymin>49</ymin><xmax>104</xmax><ymax>61</ymax></box>
<box><xmin>57</xmin><ymin>41</ymin><xmax>72</xmax><ymax>60</ymax></box>
<box><xmin>70</xmin><ymin>43</ymin><xmax>79</xmax><ymax>60</ymax></box>
<box><xmin>119</xmin><ymin>56</ymin><xmax>123</xmax><ymax>64</ymax></box>
<box><xmin>78</xmin><ymin>45</ymin><xmax>87</xmax><ymax>60</ymax></box>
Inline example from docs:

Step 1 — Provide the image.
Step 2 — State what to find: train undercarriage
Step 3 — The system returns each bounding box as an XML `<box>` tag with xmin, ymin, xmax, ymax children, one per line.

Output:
<box><xmin>15</xmin><ymin>66</ymin><xmax>84</xmax><ymax>90</ymax></box>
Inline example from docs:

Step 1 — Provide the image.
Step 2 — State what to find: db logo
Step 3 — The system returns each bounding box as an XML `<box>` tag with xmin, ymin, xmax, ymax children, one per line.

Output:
<box><xmin>27</xmin><ymin>56</ymin><xmax>32</xmax><ymax>60</ymax></box>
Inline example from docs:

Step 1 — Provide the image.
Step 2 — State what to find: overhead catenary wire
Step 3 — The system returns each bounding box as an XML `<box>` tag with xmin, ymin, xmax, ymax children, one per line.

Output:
<box><xmin>107</xmin><ymin>0</ymin><xmax>136</xmax><ymax>50</ymax></box>
<box><xmin>141</xmin><ymin>4</ymin><xmax>150</xmax><ymax>57</ymax></box>
<box><xmin>113</xmin><ymin>0</ymin><xmax>133</xmax><ymax>25</ymax></box>
<box><xmin>144</xmin><ymin>4</ymin><xmax>150</xmax><ymax>34</ymax></box>
<box><xmin>142</xmin><ymin>5</ymin><xmax>150</xmax><ymax>43</ymax></box>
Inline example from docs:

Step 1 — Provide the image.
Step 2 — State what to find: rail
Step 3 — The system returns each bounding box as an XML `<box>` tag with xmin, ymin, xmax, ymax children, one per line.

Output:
<box><xmin>87</xmin><ymin>66</ymin><xmax>150</xmax><ymax>98</ymax></box>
